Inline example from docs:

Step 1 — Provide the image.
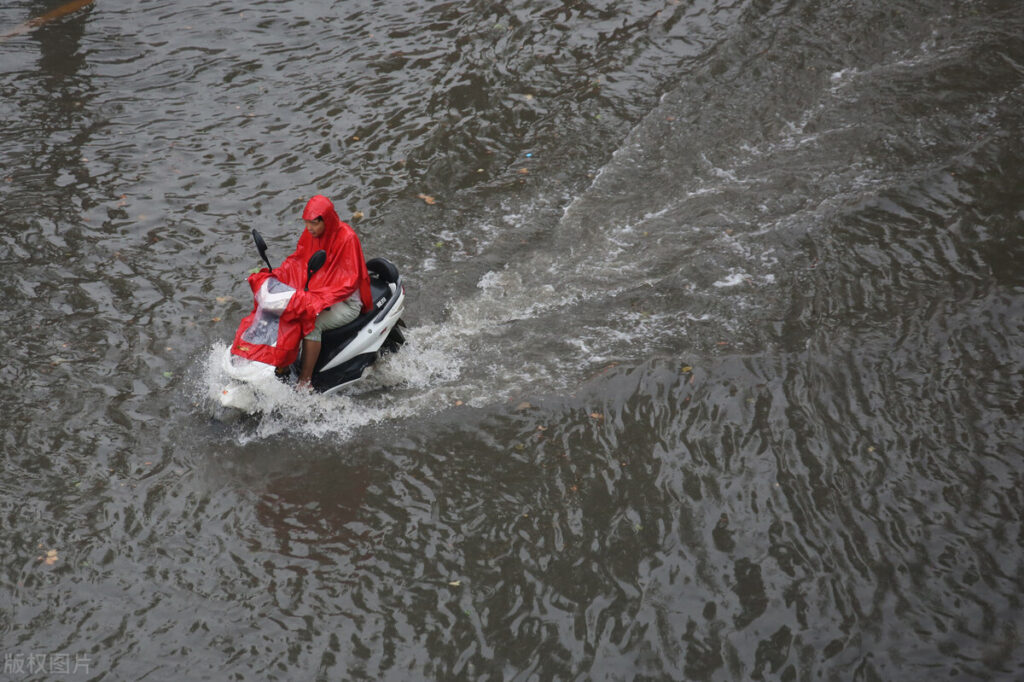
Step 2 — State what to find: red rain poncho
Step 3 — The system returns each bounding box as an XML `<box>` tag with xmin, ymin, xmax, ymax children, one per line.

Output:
<box><xmin>230</xmin><ymin>195</ymin><xmax>373</xmax><ymax>367</ymax></box>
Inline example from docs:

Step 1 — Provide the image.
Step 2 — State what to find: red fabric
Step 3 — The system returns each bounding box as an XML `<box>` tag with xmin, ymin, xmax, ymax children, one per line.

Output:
<box><xmin>230</xmin><ymin>195</ymin><xmax>373</xmax><ymax>367</ymax></box>
<box><xmin>230</xmin><ymin>289</ymin><xmax>309</xmax><ymax>367</ymax></box>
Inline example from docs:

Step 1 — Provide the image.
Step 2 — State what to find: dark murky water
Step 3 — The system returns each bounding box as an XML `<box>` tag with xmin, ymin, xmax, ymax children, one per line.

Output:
<box><xmin>2</xmin><ymin>0</ymin><xmax>1023</xmax><ymax>679</ymax></box>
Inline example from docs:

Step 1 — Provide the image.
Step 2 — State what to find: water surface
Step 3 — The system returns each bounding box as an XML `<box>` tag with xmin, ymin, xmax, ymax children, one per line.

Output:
<box><xmin>1</xmin><ymin>0</ymin><xmax>1023</xmax><ymax>679</ymax></box>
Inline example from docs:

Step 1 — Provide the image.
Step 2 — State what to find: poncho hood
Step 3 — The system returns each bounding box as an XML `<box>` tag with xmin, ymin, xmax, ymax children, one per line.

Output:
<box><xmin>291</xmin><ymin>194</ymin><xmax>373</xmax><ymax>313</ymax></box>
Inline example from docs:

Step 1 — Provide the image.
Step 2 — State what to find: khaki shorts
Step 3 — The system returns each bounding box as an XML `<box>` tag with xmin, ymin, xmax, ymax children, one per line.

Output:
<box><xmin>304</xmin><ymin>297</ymin><xmax>362</xmax><ymax>342</ymax></box>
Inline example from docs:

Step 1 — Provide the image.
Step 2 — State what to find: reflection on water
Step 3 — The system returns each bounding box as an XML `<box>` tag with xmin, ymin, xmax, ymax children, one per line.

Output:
<box><xmin>1</xmin><ymin>0</ymin><xmax>1023</xmax><ymax>679</ymax></box>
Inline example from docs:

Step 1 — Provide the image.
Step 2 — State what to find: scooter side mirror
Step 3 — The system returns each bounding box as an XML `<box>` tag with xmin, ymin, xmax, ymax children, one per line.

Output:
<box><xmin>252</xmin><ymin>228</ymin><xmax>273</xmax><ymax>272</ymax></box>
<box><xmin>304</xmin><ymin>249</ymin><xmax>327</xmax><ymax>291</ymax></box>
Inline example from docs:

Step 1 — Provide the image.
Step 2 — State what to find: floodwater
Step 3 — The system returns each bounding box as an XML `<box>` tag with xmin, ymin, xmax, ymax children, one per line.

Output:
<box><xmin>2</xmin><ymin>0</ymin><xmax>1023</xmax><ymax>679</ymax></box>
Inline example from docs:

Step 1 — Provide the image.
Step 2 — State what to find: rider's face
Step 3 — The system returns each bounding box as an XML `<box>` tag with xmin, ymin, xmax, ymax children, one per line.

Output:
<box><xmin>304</xmin><ymin>218</ymin><xmax>325</xmax><ymax>238</ymax></box>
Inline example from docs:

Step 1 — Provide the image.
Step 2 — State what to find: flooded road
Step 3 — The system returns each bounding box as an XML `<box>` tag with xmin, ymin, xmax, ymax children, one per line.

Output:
<box><xmin>2</xmin><ymin>0</ymin><xmax>1023</xmax><ymax>679</ymax></box>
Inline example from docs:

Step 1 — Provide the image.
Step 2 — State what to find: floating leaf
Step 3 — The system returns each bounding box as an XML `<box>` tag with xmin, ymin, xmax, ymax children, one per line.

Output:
<box><xmin>681</xmin><ymin>365</ymin><xmax>693</xmax><ymax>373</ymax></box>
<box><xmin>590</xmin><ymin>412</ymin><xmax>604</xmax><ymax>420</ymax></box>
<box><xmin>448</xmin><ymin>580</ymin><xmax>461</xmax><ymax>587</ymax></box>
<box><xmin>42</xmin><ymin>549</ymin><xmax>58</xmax><ymax>566</ymax></box>
<box><xmin>162</xmin><ymin>371</ymin><xmax>173</xmax><ymax>378</ymax></box>
<box><xmin>417</xmin><ymin>193</ymin><xmax>437</xmax><ymax>205</ymax></box>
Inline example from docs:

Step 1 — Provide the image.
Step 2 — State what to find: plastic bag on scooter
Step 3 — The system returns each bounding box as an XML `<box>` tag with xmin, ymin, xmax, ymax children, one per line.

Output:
<box><xmin>239</xmin><ymin>278</ymin><xmax>295</xmax><ymax>347</ymax></box>
<box><xmin>231</xmin><ymin>275</ymin><xmax>316</xmax><ymax>367</ymax></box>
<box><xmin>254</xmin><ymin>277</ymin><xmax>295</xmax><ymax>313</ymax></box>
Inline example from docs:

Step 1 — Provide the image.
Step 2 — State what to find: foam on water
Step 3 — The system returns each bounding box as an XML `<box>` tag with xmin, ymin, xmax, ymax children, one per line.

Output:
<box><xmin>199</xmin><ymin>328</ymin><xmax>464</xmax><ymax>442</ymax></box>
<box><xmin>712</xmin><ymin>271</ymin><xmax>749</xmax><ymax>288</ymax></box>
